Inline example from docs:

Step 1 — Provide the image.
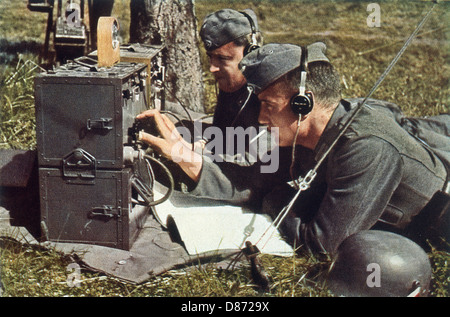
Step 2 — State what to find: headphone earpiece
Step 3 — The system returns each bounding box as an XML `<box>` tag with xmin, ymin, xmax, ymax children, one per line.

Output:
<box><xmin>290</xmin><ymin>46</ymin><xmax>314</xmax><ymax>116</ymax></box>
<box><xmin>240</xmin><ymin>11</ymin><xmax>259</xmax><ymax>56</ymax></box>
<box><xmin>290</xmin><ymin>92</ymin><xmax>313</xmax><ymax>115</ymax></box>
<box><xmin>243</xmin><ymin>43</ymin><xmax>259</xmax><ymax>56</ymax></box>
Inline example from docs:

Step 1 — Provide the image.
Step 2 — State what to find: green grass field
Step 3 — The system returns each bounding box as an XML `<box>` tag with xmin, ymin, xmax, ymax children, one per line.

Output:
<box><xmin>0</xmin><ymin>0</ymin><xmax>449</xmax><ymax>297</ymax></box>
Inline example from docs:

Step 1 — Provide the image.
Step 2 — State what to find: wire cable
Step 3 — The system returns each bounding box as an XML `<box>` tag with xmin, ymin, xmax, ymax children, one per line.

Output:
<box><xmin>144</xmin><ymin>154</ymin><xmax>175</xmax><ymax>206</ymax></box>
<box><xmin>229</xmin><ymin>85</ymin><xmax>254</xmax><ymax>127</ymax></box>
<box><xmin>289</xmin><ymin>115</ymin><xmax>303</xmax><ymax>189</ymax></box>
<box><xmin>311</xmin><ymin>1</ymin><xmax>437</xmax><ymax>176</ymax></box>
<box><xmin>162</xmin><ymin>82</ymin><xmax>198</xmax><ymax>150</ymax></box>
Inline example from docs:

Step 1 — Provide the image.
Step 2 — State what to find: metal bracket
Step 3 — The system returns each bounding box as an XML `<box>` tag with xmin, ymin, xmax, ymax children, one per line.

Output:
<box><xmin>89</xmin><ymin>205</ymin><xmax>121</xmax><ymax>219</ymax></box>
<box><xmin>87</xmin><ymin>117</ymin><xmax>113</xmax><ymax>131</ymax></box>
<box><xmin>131</xmin><ymin>175</ymin><xmax>154</xmax><ymax>205</ymax></box>
<box><xmin>73</xmin><ymin>56</ymin><xmax>98</xmax><ymax>72</ymax></box>
<box><xmin>62</xmin><ymin>148</ymin><xmax>96</xmax><ymax>179</ymax></box>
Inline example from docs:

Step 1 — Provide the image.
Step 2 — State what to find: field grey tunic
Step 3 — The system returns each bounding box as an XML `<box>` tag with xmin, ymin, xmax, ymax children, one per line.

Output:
<box><xmin>187</xmin><ymin>98</ymin><xmax>449</xmax><ymax>254</ymax></box>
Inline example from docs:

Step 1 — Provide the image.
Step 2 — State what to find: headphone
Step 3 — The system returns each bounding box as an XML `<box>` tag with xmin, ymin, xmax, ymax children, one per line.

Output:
<box><xmin>240</xmin><ymin>11</ymin><xmax>260</xmax><ymax>56</ymax></box>
<box><xmin>290</xmin><ymin>46</ymin><xmax>314</xmax><ymax>116</ymax></box>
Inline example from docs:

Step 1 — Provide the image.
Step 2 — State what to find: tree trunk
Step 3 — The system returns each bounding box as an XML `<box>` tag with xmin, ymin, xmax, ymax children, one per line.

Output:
<box><xmin>129</xmin><ymin>0</ymin><xmax>205</xmax><ymax>113</ymax></box>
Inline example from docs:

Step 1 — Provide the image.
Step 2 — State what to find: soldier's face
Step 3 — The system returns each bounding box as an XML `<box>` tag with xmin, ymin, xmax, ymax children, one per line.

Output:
<box><xmin>257</xmin><ymin>81</ymin><xmax>301</xmax><ymax>147</ymax></box>
<box><xmin>207</xmin><ymin>42</ymin><xmax>247</xmax><ymax>92</ymax></box>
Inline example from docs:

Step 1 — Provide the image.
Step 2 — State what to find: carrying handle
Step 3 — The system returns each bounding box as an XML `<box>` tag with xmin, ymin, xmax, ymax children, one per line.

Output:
<box><xmin>73</xmin><ymin>56</ymin><xmax>99</xmax><ymax>71</ymax></box>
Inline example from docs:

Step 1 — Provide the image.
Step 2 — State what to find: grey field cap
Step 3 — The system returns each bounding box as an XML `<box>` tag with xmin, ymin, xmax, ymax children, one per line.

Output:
<box><xmin>200</xmin><ymin>8</ymin><xmax>259</xmax><ymax>51</ymax></box>
<box><xmin>240</xmin><ymin>42</ymin><xmax>330</xmax><ymax>94</ymax></box>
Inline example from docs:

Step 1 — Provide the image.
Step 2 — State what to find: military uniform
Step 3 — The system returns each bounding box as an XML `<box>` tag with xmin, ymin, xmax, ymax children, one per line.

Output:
<box><xmin>188</xmin><ymin>98</ymin><xmax>449</xmax><ymax>254</ymax></box>
<box><xmin>212</xmin><ymin>84</ymin><xmax>260</xmax><ymax>134</ymax></box>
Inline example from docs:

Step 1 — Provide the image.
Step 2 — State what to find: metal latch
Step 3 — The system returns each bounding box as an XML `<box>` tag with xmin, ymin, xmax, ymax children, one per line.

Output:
<box><xmin>87</xmin><ymin>118</ymin><xmax>113</xmax><ymax>131</ymax></box>
<box><xmin>89</xmin><ymin>205</ymin><xmax>120</xmax><ymax>219</ymax></box>
<box><xmin>63</xmin><ymin>148</ymin><xmax>96</xmax><ymax>179</ymax></box>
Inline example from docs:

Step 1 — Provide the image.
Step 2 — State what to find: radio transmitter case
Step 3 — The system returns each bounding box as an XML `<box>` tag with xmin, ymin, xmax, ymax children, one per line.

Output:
<box><xmin>35</xmin><ymin>59</ymin><xmax>155</xmax><ymax>250</ymax></box>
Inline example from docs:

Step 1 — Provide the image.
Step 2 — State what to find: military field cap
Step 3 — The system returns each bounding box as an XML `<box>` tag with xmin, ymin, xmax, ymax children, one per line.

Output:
<box><xmin>200</xmin><ymin>8</ymin><xmax>259</xmax><ymax>51</ymax></box>
<box><xmin>240</xmin><ymin>42</ymin><xmax>330</xmax><ymax>94</ymax></box>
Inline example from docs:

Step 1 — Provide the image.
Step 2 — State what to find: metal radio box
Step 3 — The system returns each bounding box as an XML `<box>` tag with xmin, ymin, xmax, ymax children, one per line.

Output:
<box><xmin>34</xmin><ymin>59</ymin><xmax>157</xmax><ymax>250</ymax></box>
<box><xmin>34</xmin><ymin>60</ymin><xmax>148</xmax><ymax>169</ymax></box>
<box><xmin>39</xmin><ymin>166</ymin><xmax>151</xmax><ymax>250</ymax></box>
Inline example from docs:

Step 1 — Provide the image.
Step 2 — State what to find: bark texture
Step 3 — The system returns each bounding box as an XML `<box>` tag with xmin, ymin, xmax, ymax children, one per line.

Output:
<box><xmin>129</xmin><ymin>0</ymin><xmax>205</xmax><ymax>112</ymax></box>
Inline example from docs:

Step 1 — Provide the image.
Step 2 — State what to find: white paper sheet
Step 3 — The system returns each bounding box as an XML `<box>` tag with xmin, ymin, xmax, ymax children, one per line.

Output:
<box><xmin>151</xmin><ymin>183</ymin><xmax>294</xmax><ymax>257</ymax></box>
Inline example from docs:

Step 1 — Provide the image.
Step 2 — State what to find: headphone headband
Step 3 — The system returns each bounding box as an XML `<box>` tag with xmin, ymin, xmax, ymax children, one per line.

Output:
<box><xmin>239</xmin><ymin>11</ymin><xmax>257</xmax><ymax>45</ymax></box>
<box><xmin>290</xmin><ymin>45</ymin><xmax>314</xmax><ymax>116</ymax></box>
<box><xmin>239</xmin><ymin>11</ymin><xmax>259</xmax><ymax>55</ymax></box>
<box><xmin>299</xmin><ymin>46</ymin><xmax>307</xmax><ymax>95</ymax></box>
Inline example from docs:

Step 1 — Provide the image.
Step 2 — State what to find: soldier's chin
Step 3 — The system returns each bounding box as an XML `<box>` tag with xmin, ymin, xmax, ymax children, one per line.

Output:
<box><xmin>277</xmin><ymin>136</ymin><xmax>294</xmax><ymax>147</ymax></box>
<box><xmin>216</xmin><ymin>80</ymin><xmax>241</xmax><ymax>93</ymax></box>
<box><xmin>216</xmin><ymin>80</ymin><xmax>230</xmax><ymax>92</ymax></box>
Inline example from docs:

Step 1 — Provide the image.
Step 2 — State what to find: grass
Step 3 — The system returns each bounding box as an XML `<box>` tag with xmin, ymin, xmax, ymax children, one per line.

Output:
<box><xmin>0</xmin><ymin>55</ymin><xmax>41</xmax><ymax>149</ymax></box>
<box><xmin>0</xmin><ymin>235</ymin><xmax>333</xmax><ymax>297</ymax></box>
<box><xmin>0</xmin><ymin>0</ymin><xmax>449</xmax><ymax>297</ymax></box>
<box><xmin>1</xmin><ymin>234</ymin><xmax>447</xmax><ymax>297</ymax></box>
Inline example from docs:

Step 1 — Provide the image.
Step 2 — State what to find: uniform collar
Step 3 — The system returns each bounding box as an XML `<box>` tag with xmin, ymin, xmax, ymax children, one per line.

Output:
<box><xmin>313</xmin><ymin>99</ymin><xmax>355</xmax><ymax>161</ymax></box>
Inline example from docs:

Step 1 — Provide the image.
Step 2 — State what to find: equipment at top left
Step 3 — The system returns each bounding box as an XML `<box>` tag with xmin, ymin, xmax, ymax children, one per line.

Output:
<box><xmin>27</xmin><ymin>0</ymin><xmax>115</xmax><ymax>64</ymax></box>
<box><xmin>33</xmin><ymin>11</ymin><xmax>169</xmax><ymax>250</ymax></box>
